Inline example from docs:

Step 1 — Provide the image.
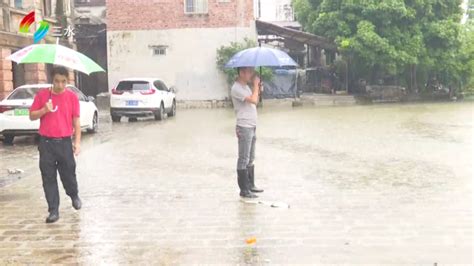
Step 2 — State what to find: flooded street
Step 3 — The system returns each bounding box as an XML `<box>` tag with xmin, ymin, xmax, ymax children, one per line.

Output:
<box><xmin>0</xmin><ymin>102</ymin><xmax>472</xmax><ymax>264</ymax></box>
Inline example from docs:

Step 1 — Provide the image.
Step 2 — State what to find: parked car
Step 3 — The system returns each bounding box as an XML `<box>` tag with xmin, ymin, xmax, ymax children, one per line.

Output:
<box><xmin>0</xmin><ymin>84</ymin><xmax>99</xmax><ymax>145</ymax></box>
<box><xmin>110</xmin><ymin>78</ymin><xmax>176</xmax><ymax>122</ymax></box>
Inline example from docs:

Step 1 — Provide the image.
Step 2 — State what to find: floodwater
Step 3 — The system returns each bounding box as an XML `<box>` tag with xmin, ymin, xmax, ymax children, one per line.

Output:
<box><xmin>0</xmin><ymin>102</ymin><xmax>472</xmax><ymax>264</ymax></box>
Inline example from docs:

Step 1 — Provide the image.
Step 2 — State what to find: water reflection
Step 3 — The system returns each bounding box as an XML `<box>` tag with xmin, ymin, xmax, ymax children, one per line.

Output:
<box><xmin>237</xmin><ymin>203</ymin><xmax>261</xmax><ymax>264</ymax></box>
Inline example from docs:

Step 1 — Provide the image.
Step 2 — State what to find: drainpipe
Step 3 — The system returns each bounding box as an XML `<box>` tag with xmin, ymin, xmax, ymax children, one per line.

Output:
<box><xmin>258</xmin><ymin>0</ymin><xmax>261</xmax><ymax>19</ymax></box>
<box><xmin>258</xmin><ymin>41</ymin><xmax>263</xmax><ymax>107</ymax></box>
<box><xmin>345</xmin><ymin>59</ymin><xmax>349</xmax><ymax>93</ymax></box>
<box><xmin>294</xmin><ymin>68</ymin><xmax>298</xmax><ymax>100</ymax></box>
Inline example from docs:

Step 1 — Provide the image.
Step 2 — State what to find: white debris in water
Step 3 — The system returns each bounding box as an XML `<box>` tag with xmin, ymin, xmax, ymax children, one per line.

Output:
<box><xmin>7</xmin><ymin>169</ymin><xmax>24</xmax><ymax>175</ymax></box>
<box><xmin>240</xmin><ymin>199</ymin><xmax>290</xmax><ymax>208</ymax></box>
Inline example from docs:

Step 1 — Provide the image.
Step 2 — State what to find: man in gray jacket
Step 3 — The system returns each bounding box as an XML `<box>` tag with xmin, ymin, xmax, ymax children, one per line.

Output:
<box><xmin>231</xmin><ymin>67</ymin><xmax>264</xmax><ymax>198</ymax></box>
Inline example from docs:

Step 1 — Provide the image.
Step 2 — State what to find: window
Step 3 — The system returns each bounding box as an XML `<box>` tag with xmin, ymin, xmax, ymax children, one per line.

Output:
<box><xmin>43</xmin><ymin>0</ymin><xmax>52</xmax><ymax>17</ymax></box>
<box><xmin>12</xmin><ymin>61</ymin><xmax>26</xmax><ymax>89</ymax></box>
<box><xmin>150</xmin><ymin>45</ymin><xmax>167</xmax><ymax>56</ymax></box>
<box><xmin>185</xmin><ymin>0</ymin><xmax>208</xmax><ymax>14</ymax></box>
<box><xmin>160</xmin><ymin>81</ymin><xmax>169</xmax><ymax>92</ymax></box>
<box><xmin>8</xmin><ymin>87</ymin><xmax>41</xmax><ymax>100</ymax></box>
<box><xmin>14</xmin><ymin>0</ymin><xmax>22</xmax><ymax>8</ymax></box>
<box><xmin>116</xmin><ymin>81</ymin><xmax>150</xmax><ymax>91</ymax></box>
<box><xmin>154</xmin><ymin>81</ymin><xmax>163</xmax><ymax>91</ymax></box>
<box><xmin>154</xmin><ymin>81</ymin><xmax>169</xmax><ymax>91</ymax></box>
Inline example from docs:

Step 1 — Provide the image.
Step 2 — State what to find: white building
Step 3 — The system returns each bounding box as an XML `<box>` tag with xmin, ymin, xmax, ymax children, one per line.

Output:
<box><xmin>462</xmin><ymin>0</ymin><xmax>470</xmax><ymax>24</ymax></box>
<box><xmin>257</xmin><ymin>0</ymin><xmax>294</xmax><ymax>22</ymax></box>
<box><xmin>106</xmin><ymin>0</ymin><xmax>257</xmax><ymax>102</ymax></box>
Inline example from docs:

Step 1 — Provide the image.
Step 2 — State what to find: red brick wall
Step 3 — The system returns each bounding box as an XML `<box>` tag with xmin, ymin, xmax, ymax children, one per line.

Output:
<box><xmin>107</xmin><ymin>0</ymin><xmax>254</xmax><ymax>31</ymax></box>
<box><xmin>0</xmin><ymin>48</ymin><xmax>13</xmax><ymax>100</ymax></box>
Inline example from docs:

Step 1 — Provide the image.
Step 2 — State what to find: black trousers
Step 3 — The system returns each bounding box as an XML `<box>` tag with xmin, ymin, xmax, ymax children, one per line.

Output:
<box><xmin>38</xmin><ymin>137</ymin><xmax>78</xmax><ymax>214</ymax></box>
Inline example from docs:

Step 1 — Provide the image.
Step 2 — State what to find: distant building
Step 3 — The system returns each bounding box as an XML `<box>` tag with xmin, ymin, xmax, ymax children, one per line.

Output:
<box><xmin>255</xmin><ymin>0</ymin><xmax>304</xmax><ymax>65</ymax></box>
<box><xmin>0</xmin><ymin>0</ymin><xmax>75</xmax><ymax>100</ymax></box>
<box><xmin>75</xmin><ymin>0</ymin><xmax>105</xmax><ymax>21</ymax></box>
<box><xmin>257</xmin><ymin>0</ymin><xmax>294</xmax><ymax>22</ymax></box>
<box><xmin>462</xmin><ymin>0</ymin><xmax>473</xmax><ymax>24</ymax></box>
<box><xmin>74</xmin><ymin>0</ymin><xmax>108</xmax><ymax>96</ymax></box>
<box><xmin>106</xmin><ymin>0</ymin><xmax>257</xmax><ymax>102</ymax></box>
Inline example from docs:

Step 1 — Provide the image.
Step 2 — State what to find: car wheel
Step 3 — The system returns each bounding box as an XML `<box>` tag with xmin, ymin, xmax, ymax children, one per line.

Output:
<box><xmin>154</xmin><ymin>102</ymin><xmax>165</xmax><ymax>121</ymax></box>
<box><xmin>129</xmin><ymin>117</ymin><xmax>138</xmax><ymax>122</ymax></box>
<box><xmin>111</xmin><ymin>115</ymin><xmax>121</xmax><ymax>122</ymax></box>
<box><xmin>3</xmin><ymin>134</ymin><xmax>14</xmax><ymax>145</ymax></box>
<box><xmin>87</xmin><ymin>113</ymin><xmax>98</xmax><ymax>133</ymax></box>
<box><xmin>168</xmin><ymin>100</ymin><xmax>176</xmax><ymax>117</ymax></box>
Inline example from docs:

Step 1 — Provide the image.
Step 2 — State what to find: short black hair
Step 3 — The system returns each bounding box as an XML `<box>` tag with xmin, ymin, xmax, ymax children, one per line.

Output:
<box><xmin>50</xmin><ymin>66</ymin><xmax>69</xmax><ymax>79</ymax></box>
<box><xmin>237</xmin><ymin>67</ymin><xmax>252</xmax><ymax>76</ymax></box>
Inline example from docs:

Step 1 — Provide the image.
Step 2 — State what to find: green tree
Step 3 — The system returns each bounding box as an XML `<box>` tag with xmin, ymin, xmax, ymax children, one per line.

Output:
<box><xmin>458</xmin><ymin>23</ymin><xmax>474</xmax><ymax>91</ymax></box>
<box><xmin>216</xmin><ymin>39</ymin><xmax>273</xmax><ymax>86</ymax></box>
<box><xmin>293</xmin><ymin>0</ymin><xmax>465</xmax><ymax>91</ymax></box>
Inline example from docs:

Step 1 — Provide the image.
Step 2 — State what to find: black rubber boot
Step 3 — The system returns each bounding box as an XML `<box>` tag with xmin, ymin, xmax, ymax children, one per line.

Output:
<box><xmin>237</xmin><ymin>169</ymin><xmax>258</xmax><ymax>198</ymax></box>
<box><xmin>72</xmin><ymin>196</ymin><xmax>82</xmax><ymax>210</ymax></box>
<box><xmin>45</xmin><ymin>212</ymin><xmax>59</xmax><ymax>223</ymax></box>
<box><xmin>248</xmin><ymin>165</ymin><xmax>264</xmax><ymax>193</ymax></box>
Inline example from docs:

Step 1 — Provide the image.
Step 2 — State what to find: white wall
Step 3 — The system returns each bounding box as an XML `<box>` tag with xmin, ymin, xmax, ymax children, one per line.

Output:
<box><xmin>107</xmin><ymin>25</ymin><xmax>257</xmax><ymax>101</ymax></box>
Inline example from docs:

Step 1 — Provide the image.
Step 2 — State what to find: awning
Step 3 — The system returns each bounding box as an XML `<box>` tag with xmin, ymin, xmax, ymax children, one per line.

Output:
<box><xmin>256</xmin><ymin>20</ymin><xmax>337</xmax><ymax>51</ymax></box>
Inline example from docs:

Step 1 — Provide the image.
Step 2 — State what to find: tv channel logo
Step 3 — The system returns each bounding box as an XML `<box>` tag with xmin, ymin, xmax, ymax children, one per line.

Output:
<box><xmin>19</xmin><ymin>11</ymin><xmax>49</xmax><ymax>43</ymax></box>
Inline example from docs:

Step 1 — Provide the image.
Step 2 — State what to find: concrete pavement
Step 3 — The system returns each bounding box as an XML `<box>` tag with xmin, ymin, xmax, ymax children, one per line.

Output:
<box><xmin>0</xmin><ymin>103</ymin><xmax>472</xmax><ymax>264</ymax></box>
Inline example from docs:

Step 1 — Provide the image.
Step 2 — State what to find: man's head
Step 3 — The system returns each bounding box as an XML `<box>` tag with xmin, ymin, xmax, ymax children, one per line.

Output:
<box><xmin>237</xmin><ymin>67</ymin><xmax>255</xmax><ymax>83</ymax></box>
<box><xmin>50</xmin><ymin>66</ymin><xmax>69</xmax><ymax>91</ymax></box>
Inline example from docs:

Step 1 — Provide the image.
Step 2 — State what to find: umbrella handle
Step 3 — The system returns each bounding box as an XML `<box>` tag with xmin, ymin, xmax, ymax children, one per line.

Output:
<box><xmin>48</xmin><ymin>99</ymin><xmax>58</xmax><ymax>113</ymax></box>
<box><xmin>48</xmin><ymin>89</ymin><xmax>58</xmax><ymax>112</ymax></box>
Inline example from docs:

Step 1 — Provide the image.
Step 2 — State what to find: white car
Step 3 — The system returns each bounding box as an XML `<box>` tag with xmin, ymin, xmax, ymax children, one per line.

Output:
<box><xmin>110</xmin><ymin>78</ymin><xmax>176</xmax><ymax>122</ymax></box>
<box><xmin>0</xmin><ymin>84</ymin><xmax>99</xmax><ymax>145</ymax></box>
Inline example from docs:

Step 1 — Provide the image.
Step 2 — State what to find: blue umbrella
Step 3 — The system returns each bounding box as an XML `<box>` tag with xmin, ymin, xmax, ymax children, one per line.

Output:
<box><xmin>225</xmin><ymin>47</ymin><xmax>298</xmax><ymax>68</ymax></box>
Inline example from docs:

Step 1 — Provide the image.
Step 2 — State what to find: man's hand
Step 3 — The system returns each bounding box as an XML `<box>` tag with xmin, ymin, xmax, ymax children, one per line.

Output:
<box><xmin>73</xmin><ymin>142</ymin><xmax>81</xmax><ymax>156</ymax></box>
<box><xmin>72</xmin><ymin>117</ymin><xmax>81</xmax><ymax>156</ymax></box>
<box><xmin>43</xmin><ymin>100</ymin><xmax>53</xmax><ymax>113</ymax></box>
<box><xmin>30</xmin><ymin>100</ymin><xmax>53</xmax><ymax>121</ymax></box>
<box><xmin>252</xmin><ymin>75</ymin><xmax>261</xmax><ymax>92</ymax></box>
<box><xmin>244</xmin><ymin>75</ymin><xmax>261</xmax><ymax>105</ymax></box>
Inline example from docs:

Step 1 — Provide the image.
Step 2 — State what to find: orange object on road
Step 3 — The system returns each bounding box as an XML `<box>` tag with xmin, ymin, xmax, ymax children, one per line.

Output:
<box><xmin>246</xmin><ymin>237</ymin><xmax>257</xmax><ymax>244</ymax></box>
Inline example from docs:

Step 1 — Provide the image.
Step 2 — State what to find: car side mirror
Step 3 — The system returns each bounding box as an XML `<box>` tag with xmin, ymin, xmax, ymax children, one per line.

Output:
<box><xmin>170</xmin><ymin>86</ymin><xmax>177</xmax><ymax>93</ymax></box>
<box><xmin>87</xmin><ymin>96</ymin><xmax>95</xmax><ymax>102</ymax></box>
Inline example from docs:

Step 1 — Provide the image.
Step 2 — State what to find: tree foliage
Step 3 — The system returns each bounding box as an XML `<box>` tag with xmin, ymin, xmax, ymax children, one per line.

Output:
<box><xmin>458</xmin><ymin>23</ymin><xmax>474</xmax><ymax>90</ymax></box>
<box><xmin>293</xmin><ymin>0</ymin><xmax>471</xmax><ymax>90</ymax></box>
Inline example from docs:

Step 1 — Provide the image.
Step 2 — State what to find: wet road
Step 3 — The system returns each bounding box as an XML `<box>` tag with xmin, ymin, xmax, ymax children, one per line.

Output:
<box><xmin>0</xmin><ymin>102</ymin><xmax>472</xmax><ymax>264</ymax></box>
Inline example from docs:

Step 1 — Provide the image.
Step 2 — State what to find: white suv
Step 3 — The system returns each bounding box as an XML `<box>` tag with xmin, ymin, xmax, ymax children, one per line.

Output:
<box><xmin>110</xmin><ymin>78</ymin><xmax>176</xmax><ymax>122</ymax></box>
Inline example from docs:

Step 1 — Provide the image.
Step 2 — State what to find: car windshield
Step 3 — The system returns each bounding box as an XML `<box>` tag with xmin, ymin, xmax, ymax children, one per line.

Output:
<box><xmin>116</xmin><ymin>81</ymin><xmax>150</xmax><ymax>91</ymax></box>
<box><xmin>8</xmin><ymin>87</ymin><xmax>42</xmax><ymax>100</ymax></box>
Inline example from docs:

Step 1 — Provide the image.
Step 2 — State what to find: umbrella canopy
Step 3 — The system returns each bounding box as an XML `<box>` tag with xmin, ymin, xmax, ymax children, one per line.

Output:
<box><xmin>225</xmin><ymin>47</ymin><xmax>298</xmax><ymax>68</ymax></box>
<box><xmin>7</xmin><ymin>44</ymin><xmax>105</xmax><ymax>75</ymax></box>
